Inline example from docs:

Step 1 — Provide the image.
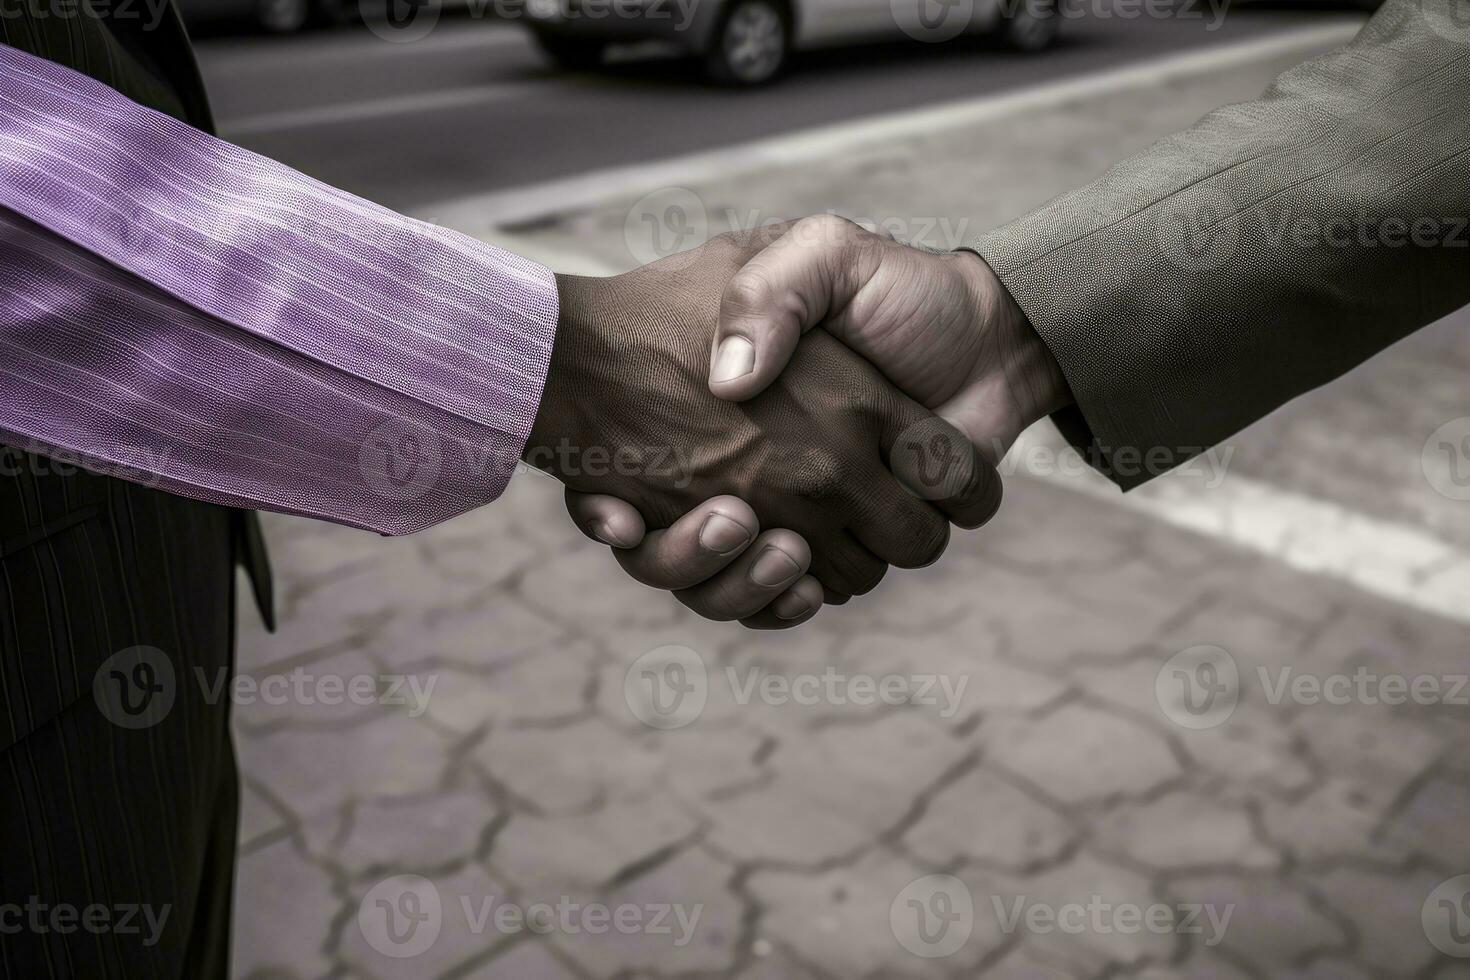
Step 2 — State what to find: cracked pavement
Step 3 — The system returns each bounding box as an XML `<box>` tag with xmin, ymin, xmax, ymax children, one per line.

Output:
<box><xmin>230</xmin><ymin>35</ymin><xmax>1470</xmax><ymax>980</ymax></box>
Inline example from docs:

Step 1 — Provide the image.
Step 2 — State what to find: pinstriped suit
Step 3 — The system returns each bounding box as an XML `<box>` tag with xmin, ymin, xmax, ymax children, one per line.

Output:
<box><xmin>0</xmin><ymin>8</ymin><xmax>248</xmax><ymax>977</ymax></box>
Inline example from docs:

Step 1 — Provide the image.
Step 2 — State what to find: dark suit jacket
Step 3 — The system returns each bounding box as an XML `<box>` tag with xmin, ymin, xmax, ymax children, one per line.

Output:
<box><xmin>0</xmin><ymin>17</ymin><xmax>256</xmax><ymax>979</ymax></box>
<box><xmin>971</xmin><ymin>0</ymin><xmax>1470</xmax><ymax>488</ymax></box>
<box><xmin>0</xmin><ymin>3</ymin><xmax>275</xmax><ymax>658</ymax></box>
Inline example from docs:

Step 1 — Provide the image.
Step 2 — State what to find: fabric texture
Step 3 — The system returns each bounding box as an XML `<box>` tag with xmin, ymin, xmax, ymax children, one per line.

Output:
<box><xmin>968</xmin><ymin>0</ymin><xmax>1470</xmax><ymax>488</ymax></box>
<box><xmin>0</xmin><ymin>451</ymin><xmax>240</xmax><ymax>978</ymax></box>
<box><xmin>0</xmin><ymin>40</ymin><xmax>558</xmax><ymax>533</ymax></box>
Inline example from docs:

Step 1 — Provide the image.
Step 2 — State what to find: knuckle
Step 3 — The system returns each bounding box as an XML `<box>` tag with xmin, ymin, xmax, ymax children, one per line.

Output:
<box><xmin>791</xmin><ymin>451</ymin><xmax>853</xmax><ymax>502</ymax></box>
<box><xmin>722</xmin><ymin>267</ymin><xmax>776</xmax><ymax>315</ymax></box>
<box><xmin>793</xmin><ymin>212</ymin><xmax>862</xmax><ymax>249</ymax></box>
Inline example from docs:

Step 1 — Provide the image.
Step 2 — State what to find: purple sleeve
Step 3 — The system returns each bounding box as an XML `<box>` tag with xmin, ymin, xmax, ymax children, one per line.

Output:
<box><xmin>0</xmin><ymin>42</ymin><xmax>557</xmax><ymax>534</ymax></box>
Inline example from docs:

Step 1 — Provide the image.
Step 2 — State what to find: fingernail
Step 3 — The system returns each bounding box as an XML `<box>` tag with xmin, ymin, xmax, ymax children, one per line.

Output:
<box><xmin>772</xmin><ymin>591</ymin><xmax>812</xmax><ymax>621</ymax></box>
<box><xmin>699</xmin><ymin>514</ymin><xmax>752</xmax><ymax>555</ymax></box>
<box><xmin>711</xmin><ymin>337</ymin><xmax>755</xmax><ymax>385</ymax></box>
<box><xmin>593</xmin><ymin>521</ymin><xmax>628</xmax><ymax>548</ymax></box>
<box><xmin>750</xmin><ymin>547</ymin><xmax>801</xmax><ymax>587</ymax></box>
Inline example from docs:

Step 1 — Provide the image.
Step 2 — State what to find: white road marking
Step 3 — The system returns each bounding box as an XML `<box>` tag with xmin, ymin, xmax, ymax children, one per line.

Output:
<box><xmin>415</xmin><ymin>20</ymin><xmax>1363</xmax><ymax>228</ymax></box>
<box><xmin>426</xmin><ymin>17</ymin><xmax>1470</xmax><ymax>625</ymax></box>
<box><xmin>1007</xmin><ymin>428</ymin><xmax>1470</xmax><ymax>626</ymax></box>
<box><xmin>222</xmin><ymin>78</ymin><xmax>549</xmax><ymax>137</ymax></box>
<box><xmin>199</xmin><ymin>21</ymin><xmax>527</xmax><ymax>71</ymax></box>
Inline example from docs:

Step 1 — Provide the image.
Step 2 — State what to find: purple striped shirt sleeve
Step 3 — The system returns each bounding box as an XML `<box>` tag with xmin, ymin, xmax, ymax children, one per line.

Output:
<box><xmin>0</xmin><ymin>41</ymin><xmax>557</xmax><ymax>534</ymax></box>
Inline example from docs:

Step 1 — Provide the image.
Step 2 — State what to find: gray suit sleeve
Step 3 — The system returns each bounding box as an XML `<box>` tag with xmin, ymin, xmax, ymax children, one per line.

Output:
<box><xmin>966</xmin><ymin>0</ymin><xmax>1470</xmax><ymax>488</ymax></box>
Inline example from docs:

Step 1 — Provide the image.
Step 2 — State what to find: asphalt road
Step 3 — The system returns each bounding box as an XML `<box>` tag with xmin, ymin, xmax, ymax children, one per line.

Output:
<box><xmin>193</xmin><ymin>3</ymin><xmax>1343</xmax><ymax>211</ymax></box>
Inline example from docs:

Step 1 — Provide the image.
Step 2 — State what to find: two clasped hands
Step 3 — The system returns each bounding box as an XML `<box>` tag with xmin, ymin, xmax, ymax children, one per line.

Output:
<box><xmin>520</xmin><ymin>214</ymin><xmax>1072</xmax><ymax>628</ymax></box>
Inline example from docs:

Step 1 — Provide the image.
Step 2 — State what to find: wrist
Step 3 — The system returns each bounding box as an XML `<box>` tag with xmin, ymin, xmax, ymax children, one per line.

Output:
<box><xmin>955</xmin><ymin>251</ymin><xmax>1072</xmax><ymax>459</ymax></box>
<box><xmin>524</xmin><ymin>274</ymin><xmax>594</xmax><ymax>478</ymax></box>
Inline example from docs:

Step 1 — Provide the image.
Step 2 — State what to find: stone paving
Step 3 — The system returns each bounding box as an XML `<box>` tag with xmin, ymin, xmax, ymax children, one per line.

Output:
<box><xmin>230</xmin><ymin>29</ymin><xmax>1470</xmax><ymax>980</ymax></box>
<box><xmin>231</xmin><ymin>468</ymin><xmax>1470</xmax><ymax>979</ymax></box>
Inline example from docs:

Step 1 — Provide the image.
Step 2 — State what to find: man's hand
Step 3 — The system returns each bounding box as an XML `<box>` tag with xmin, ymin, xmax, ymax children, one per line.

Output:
<box><xmin>706</xmin><ymin>214</ymin><xmax>1072</xmax><ymax>464</ymax></box>
<box><xmin>530</xmin><ymin>229</ymin><xmax>1001</xmax><ymax>619</ymax></box>
<box><xmin>563</xmin><ymin>491</ymin><xmax>825</xmax><ymax>629</ymax></box>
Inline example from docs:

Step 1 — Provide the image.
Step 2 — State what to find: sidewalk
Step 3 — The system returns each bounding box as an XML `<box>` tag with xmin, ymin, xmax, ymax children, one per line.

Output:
<box><xmin>232</xmin><ymin>26</ymin><xmax>1470</xmax><ymax>979</ymax></box>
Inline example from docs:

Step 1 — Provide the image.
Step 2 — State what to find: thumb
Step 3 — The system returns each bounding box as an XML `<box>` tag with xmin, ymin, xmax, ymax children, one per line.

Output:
<box><xmin>709</xmin><ymin>214</ymin><xmax>879</xmax><ymax>402</ymax></box>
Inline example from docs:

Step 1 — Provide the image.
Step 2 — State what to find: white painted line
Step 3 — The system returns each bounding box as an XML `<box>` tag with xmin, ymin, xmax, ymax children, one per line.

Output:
<box><xmin>199</xmin><ymin>21</ymin><xmax>526</xmax><ymax>71</ymax></box>
<box><xmin>434</xmin><ymin>15</ymin><xmax>1469</xmax><ymax>626</ymax></box>
<box><xmin>222</xmin><ymin>78</ymin><xmax>549</xmax><ymax>137</ymax></box>
<box><xmin>1006</xmin><ymin>428</ymin><xmax>1470</xmax><ymax>626</ymax></box>
<box><xmin>415</xmin><ymin>20</ymin><xmax>1362</xmax><ymax>228</ymax></box>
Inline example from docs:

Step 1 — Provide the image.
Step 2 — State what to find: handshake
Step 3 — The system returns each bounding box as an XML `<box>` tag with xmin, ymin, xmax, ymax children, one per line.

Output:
<box><xmin>524</xmin><ymin>214</ymin><xmax>1072</xmax><ymax>629</ymax></box>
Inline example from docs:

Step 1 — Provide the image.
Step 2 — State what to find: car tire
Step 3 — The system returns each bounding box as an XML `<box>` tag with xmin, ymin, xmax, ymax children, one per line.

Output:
<box><xmin>999</xmin><ymin>0</ymin><xmax>1059</xmax><ymax>52</ymax></box>
<box><xmin>704</xmin><ymin>0</ymin><xmax>789</xmax><ymax>86</ymax></box>
<box><xmin>533</xmin><ymin>31</ymin><xmax>607</xmax><ymax>70</ymax></box>
<box><xmin>258</xmin><ymin>0</ymin><xmax>312</xmax><ymax>32</ymax></box>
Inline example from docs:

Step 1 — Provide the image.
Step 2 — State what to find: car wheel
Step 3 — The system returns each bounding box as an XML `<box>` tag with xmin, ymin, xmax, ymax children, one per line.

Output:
<box><xmin>258</xmin><ymin>0</ymin><xmax>312</xmax><ymax>32</ymax></box>
<box><xmin>1000</xmin><ymin>0</ymin><xmax>1059</xmax><ymax>52</ymax></box>
<box><xmin>533</xmin><ymin>31</ymin><xmax>607</xmax><ymax>70</ymax></box>
<box><xmin>704</xmin><ymin>0</ymin><xmax>789</xmax><ymax>86</ymax></box>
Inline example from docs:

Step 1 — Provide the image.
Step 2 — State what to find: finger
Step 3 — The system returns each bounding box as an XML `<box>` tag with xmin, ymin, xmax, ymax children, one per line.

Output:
<box><xmin>808</xmin><ymin>532</ymin><xmax>888</xmax><ymax>596</ymax></box>
<box><xmin>611</xmin><ymin>496</ymin><xmax>762</xmax><ymax>591</ymax></box>
<box><xmin>823</xmin><ymin>587</ymin><xmax>850</xmax><ymax>605</ymax></box>
<box><xmin>674</xmin><ymin>529</ymin><xmax>811</xmax><ymax>622</ymax></box>
<box><xmin>883</xmin><ymin>406</ymin><xmax>1005</xmax><ymax>531</ymax></box>
<box><xmin>709</xmin><ymin>213</ymin><xmax>881</xmax><ymax>402</ymax></box>
<box><xmin>850</xmin><ymin>470</ymin><xmax>952</xmax><ymax>569</ymax></box>
<box><xmin>564</xmin><ymin>489</ymin><xmax>647</xmax><ymax>548</ymax></box>
<box><xmin>740</xmin><ymin>575</ymin><xmax>824</xmax><ymax>629</ymax></box>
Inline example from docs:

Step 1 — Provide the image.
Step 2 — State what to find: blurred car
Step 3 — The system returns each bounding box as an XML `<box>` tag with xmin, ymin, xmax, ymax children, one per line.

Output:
<box><xmin>524</xmin><ymin>0</ymin><xmax>1060</xmax><ymax>85</ymax></box>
